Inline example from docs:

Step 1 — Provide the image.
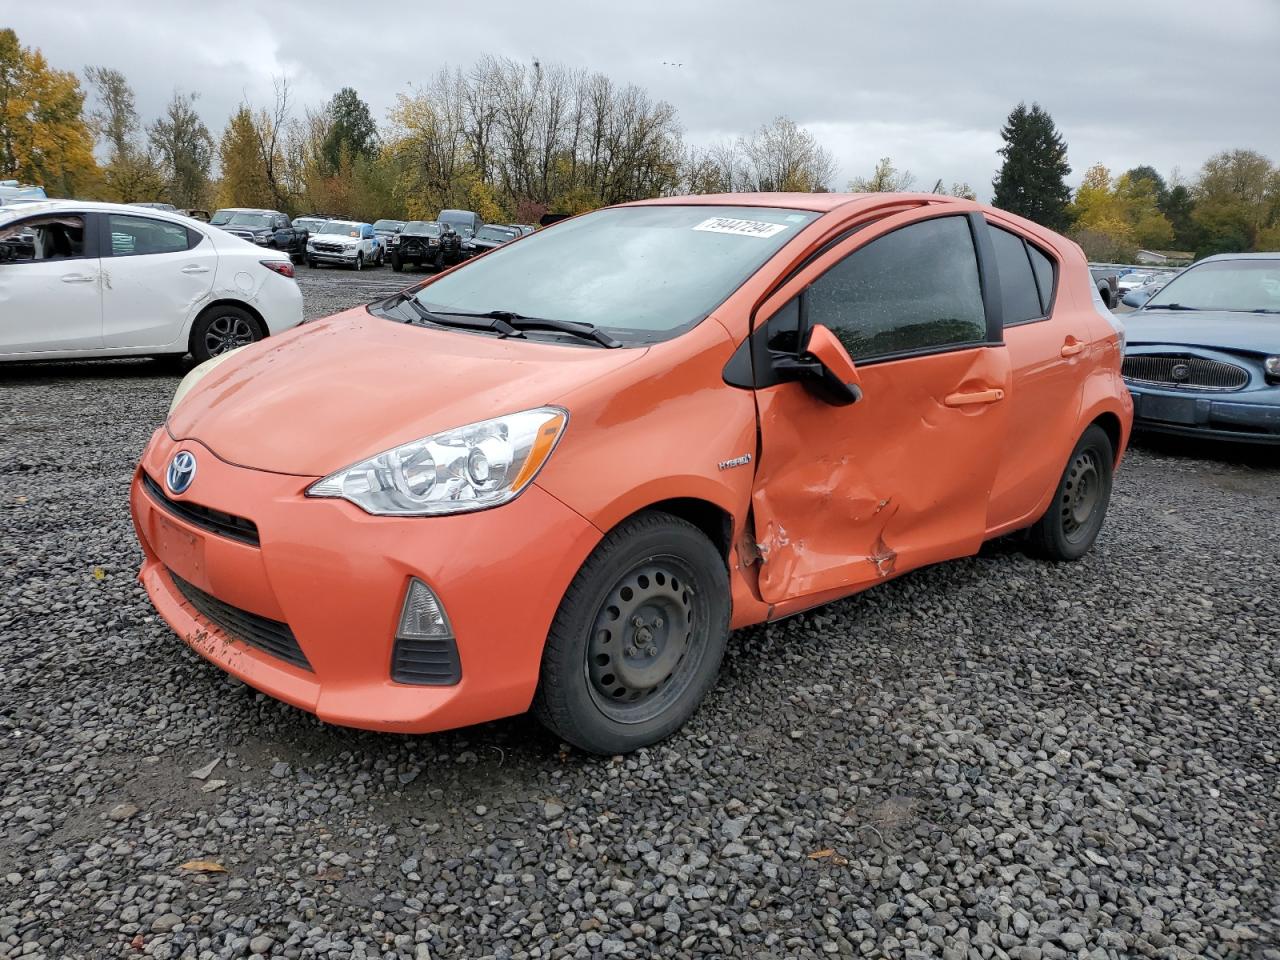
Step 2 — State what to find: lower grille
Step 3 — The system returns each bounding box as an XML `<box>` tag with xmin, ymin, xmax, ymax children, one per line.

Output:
<box><xmin>142</xmin><ymin>472</ymin><xmax>260</xmax><ymax>546</ymax></box>
<box><xmin>169</xmin><ymin>571</ymin><xmax>312</xmax><ymax>672</ymax></box>
<box><xmin>391</xmin><ymin>636</ymin><xmax>462</xmax><ymax>685</ymax></box>
<box><xmin>1122</xmin><ymin>355</ymin><xmax>1249</xmax><ymax>391</ymax></box>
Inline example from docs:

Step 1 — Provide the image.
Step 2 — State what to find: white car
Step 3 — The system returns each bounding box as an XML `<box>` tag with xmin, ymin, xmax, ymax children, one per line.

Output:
<box><xmin>1117</xmin><ymin>272</ymin><xmax>1154</xmax><ymax>295</ymax></box>
<box><xmin>305</xmin><ymin>220</ymin><xmax>381</xmax><ymax>270</ymax></box>
<box><xmin>0</xmin><ymin>200</ymin><xmax>303</xmax><ymax>364</ymax></box>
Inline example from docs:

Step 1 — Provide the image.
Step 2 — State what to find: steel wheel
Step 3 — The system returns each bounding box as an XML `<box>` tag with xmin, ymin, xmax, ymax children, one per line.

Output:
<box><xmin>1060</xmin><ymin>448</ymin><xmax>1101</xmax><ymax>542</ymax></box>
<box><xmin>204</xmin><ymin>313</ymin><xmax>256</xmax><ymax>357</ymax></box>
<box><xmin>585</xmin><ymin>558</ymin><xmax>703</xmax><ymax>724</ymax></box>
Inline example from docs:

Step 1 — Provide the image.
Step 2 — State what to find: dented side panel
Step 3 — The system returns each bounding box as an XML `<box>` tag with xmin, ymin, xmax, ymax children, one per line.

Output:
<box><xmin>751</xmin><ymin>346</ymin><xmax>1012</xmax><ymax>606</ymax></box>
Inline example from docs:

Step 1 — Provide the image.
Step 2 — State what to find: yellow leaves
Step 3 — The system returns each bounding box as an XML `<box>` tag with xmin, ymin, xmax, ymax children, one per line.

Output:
<box><xmin>807</xmin><ymin>848</ymin><xmax>849</xmax><ymax>865</ymax></box>
<box><xmin>178</xmin><ymin>860</ymin><xmax>226</xmax><ymax>873</ymax></box>
<box><xmin>92</xmin><ymin>566</ymin><xmax>106</xmax><ymax>581</ymax></box>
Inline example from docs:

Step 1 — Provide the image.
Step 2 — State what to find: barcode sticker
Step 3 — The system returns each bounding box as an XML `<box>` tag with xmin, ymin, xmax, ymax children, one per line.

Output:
<box><xmin>693</xmin><ymin>217</ymin><xmax>789</xmax><ymax>239</ymax></box>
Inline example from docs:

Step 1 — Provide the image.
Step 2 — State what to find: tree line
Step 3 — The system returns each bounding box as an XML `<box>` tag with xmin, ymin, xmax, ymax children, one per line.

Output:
<box><xmin>2</xmin><ymin>27</ymin><xmax>1277</xmax><ymax>260</ymax></box>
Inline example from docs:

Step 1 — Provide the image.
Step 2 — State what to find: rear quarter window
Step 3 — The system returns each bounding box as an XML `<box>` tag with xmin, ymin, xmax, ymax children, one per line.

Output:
<box><xmin>990</xmin><ymin>226</ymin><xmax>1044</xmax><ymax>325</ymax></box>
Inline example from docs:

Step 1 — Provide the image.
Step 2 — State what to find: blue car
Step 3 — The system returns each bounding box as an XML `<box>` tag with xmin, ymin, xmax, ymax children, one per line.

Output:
<box><xmin>1121</xmin><ymin>253</ymin><xmax>1280</xmax><ymax>444</ymax></box>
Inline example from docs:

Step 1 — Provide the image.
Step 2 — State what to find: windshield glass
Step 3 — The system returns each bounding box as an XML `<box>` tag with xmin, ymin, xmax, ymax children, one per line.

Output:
<box><xmin>318</xmin><ymin>221</ymin><xmax>360</xmax><ymax>236</ymax></box>
<box><xmin>475</xmin><ymin>226</ymin><xmax>516</xmax><ymax>242</ymax></box>
<box><xmin>1145</xmin><ymin>259</ymin><xmax>1280</xmax><ymax>313</ymax></box>
<box><xmin>373</xmin><ymin>219</ymin><xmax>404</xmax><ymax>232</ymax></box>
<box><xmin>294</xmin><ymin>218</ymin><xmax>326</xmax><ymax>230</ymax></box>
<box><xmin>404</xmin><ymin>221</ymin><xmax>441</xmax><ymax>237</ymax></box>
<box><xmin>221</xmin><ymin>212</ymin><xmax>272</xmax><ymax>228</ymax></box>
<box><xmin>415</xmin><ymin>205</ymin><xmax>818</xmax><ymax>341</ymax></box>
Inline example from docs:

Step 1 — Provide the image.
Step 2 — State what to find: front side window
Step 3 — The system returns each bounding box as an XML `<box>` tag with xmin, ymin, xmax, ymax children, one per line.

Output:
<box><xmin>806</xmin><ymin>216</ymin><xmax>987</xmax><ymax>361</ymax></box>
<box><xmin>990</xmin><ymin>225</ymin><xmax>1044</xmax><ymax>326</ymax></box>
<box><xmin>107</xmin><ymin>214</ymin><xmax>194</xmax><ymax>257</ymax></box>
<box><xmin>1145</xmin><ymin>258</ymin><xmax>1280</xmax><ymax>314</ymax></box>
<box><xmin>0</xmin><ymin>215</ymin><xmax>86</xmax><ymax>262</ymax></box>
<box><xmin>416</xmin><ymin>204</ymin><xmax>819</xmax><ymax>343</ymax></box>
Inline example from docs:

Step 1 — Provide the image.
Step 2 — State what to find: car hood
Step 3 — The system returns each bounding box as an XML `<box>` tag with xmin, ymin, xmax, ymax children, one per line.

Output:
<box><xmin>1124</xmin><ymin>309</ymin><xmax>1278</xmax><ymax>354</ymax></box>
<box><xmin>167</xmin><ymin>307</ymin><xmax>648</xmax><ymax>476</ymax></box>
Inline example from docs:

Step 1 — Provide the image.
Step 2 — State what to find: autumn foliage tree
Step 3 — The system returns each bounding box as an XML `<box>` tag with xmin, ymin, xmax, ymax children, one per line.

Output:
<box><xmin>0</xmin><ymin>28</ymin><xmax>96</xmax><ymax>195</ymax></box>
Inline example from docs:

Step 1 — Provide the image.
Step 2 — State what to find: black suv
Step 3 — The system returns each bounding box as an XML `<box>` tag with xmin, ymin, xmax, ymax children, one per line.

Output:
<box><xmin>210</xmin><ymin>208</ymin><xmax>308</xmax><ymax>263</ymax></box>
<box><xmin>389</xmin><ymin>221</ymin><xmax>463</xmax><ymax>272</ymax></box>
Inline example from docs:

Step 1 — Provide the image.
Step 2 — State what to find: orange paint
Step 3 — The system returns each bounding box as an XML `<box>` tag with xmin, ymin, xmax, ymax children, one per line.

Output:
<box><xmin>132</xmin><ymin>192</ymin><xmax>1131</xmax><ymax>735</ymax></box>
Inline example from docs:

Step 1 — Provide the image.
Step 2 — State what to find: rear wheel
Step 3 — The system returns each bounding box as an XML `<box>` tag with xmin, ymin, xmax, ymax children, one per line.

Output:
<box><xmin>190</xmin><ymin>305</ymin><xmax>263</xmax><ymax>364</ymax></box>
<box><xmin>532</xmin><ymin>512</ymin><xmax>730</xmax><ymax>755</ymax></box>
<box><xmin>1027</xmin><ymin>425</ymin><xmax>1114</xmax><ymax>561</ymax></box>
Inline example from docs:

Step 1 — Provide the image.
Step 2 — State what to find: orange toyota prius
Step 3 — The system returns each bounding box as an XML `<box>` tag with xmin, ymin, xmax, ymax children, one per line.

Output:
<box><xmin>132</xmin><ymin>193</ymin><xmax>1132</xmax><ymax>754</ymax></box>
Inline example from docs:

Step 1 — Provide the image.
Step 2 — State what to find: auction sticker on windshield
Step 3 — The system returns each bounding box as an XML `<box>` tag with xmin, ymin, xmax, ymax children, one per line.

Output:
<box><xmin>693</xmin><ymin>217</ymin><xmax>789</xmax><ymax>239</ymax></box>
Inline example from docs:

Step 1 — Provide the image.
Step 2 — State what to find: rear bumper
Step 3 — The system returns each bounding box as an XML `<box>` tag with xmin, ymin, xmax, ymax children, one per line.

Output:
<box><xmin>131</xmin><ymin>429</ymin><xmax>600</xmax><ymax>733</ymax></box>
<box><xmin>1128</xmin><ymin>386</ymin><xmax>1280</xmax><ymax>444</ymax></box>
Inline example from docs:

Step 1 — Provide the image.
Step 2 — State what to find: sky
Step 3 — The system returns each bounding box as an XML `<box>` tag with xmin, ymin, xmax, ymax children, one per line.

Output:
<box><xmin>8</xmin><ymin>0</ymin><xmax>1280</xmax><ymax>200</ymax></box>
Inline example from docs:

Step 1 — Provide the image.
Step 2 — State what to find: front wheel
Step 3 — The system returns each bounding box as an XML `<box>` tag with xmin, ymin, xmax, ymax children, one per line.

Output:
<box><xmin>532</xmin><ymin>512</ymin><xmax>730</xmax><ymax>755</ymax></box>
<box><xmin>353</xmin><ymin>252</ymin><xmax>364</xmax><ymax>271</ymax></box>
<box><xmin>1027</xmin><ymin>424</ymin><xmax>1114</xmax><ymax>561</ymax></box>
<box><xmin>190</xmin><ymin>305</ymin><xmax>263</xmax><ymax>364</ymax></box>
<box><xmin>390</xmin><ymin>255</ymin><xmax>403</xmax><ymax>272</ymax></box>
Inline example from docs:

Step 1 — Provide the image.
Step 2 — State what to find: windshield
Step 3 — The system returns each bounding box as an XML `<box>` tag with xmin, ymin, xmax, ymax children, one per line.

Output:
<box><xmin>373</xmin><ymin>219</ymin><xmax>404</xmax><ymax>232</ymax></box>
<box><xmin>404</xmin><ymin>221</ymin><xmax>441</xmax><ymax>237</ymax></box>
<box><xmin>415</xmin><ymin>205</ymin><xmax>819</xmax><ymax>342</ymax></box>
<box><xmin>294</xmin><ymin>218</ymin><xmax>326</xmax><ymax>230</ymax></box>
<box><xmin>219</xmin><ymin>212</ymin><xmax>272</xmax><ymax>229</ymax></box>
<box><xmin>318</xmin><ymin>221</ymin><xmax>360</xmax><ymax>236</ymax></box>
<box><xmin>1145</xmin><ymin>259</ymin><xmax>1280</xmax><ymax>313</ymax></box>
<box><xmin>475</xmin><ymin>226</ymin><xmax>516</xmax><ymax>242</ymax></box>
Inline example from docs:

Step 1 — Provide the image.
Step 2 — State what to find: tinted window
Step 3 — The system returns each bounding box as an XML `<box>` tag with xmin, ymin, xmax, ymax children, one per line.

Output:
<box><xmin>990</xmin><ymin>226</ymin><xmax>1043</xmax><ymax>325</ymax></box>
<box><xmin>1028</xmin><ymin>244</ymin><xmax>1055</xmax><ymax>313</ymax></box>
<box><xmin>0</xmin><ymin>215</ymin><xmax>86</xmax><ymax>262</ymax></box>
<box><xmin>807</xmin><ymin>216</ymin><xmax>986</xmax><ymax>361</ymax></box>
<box><xmin>107</xmin><ymin>214</ymin><xmax>193</xmax><ymax>257</ymax></box>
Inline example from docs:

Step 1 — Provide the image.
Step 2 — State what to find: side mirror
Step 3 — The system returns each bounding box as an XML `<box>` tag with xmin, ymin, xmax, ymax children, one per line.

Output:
<box><xmin>773</xmin><ymin>323</ymin><xmax>862</xmax><ymax>406</ymax></box>
<box><xmin>1122</xmin><ymin>289</ymin><xmax>1150</xmax><ymax>308</ymax></box>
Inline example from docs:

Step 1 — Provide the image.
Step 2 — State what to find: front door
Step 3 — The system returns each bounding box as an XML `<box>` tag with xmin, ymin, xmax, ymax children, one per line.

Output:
<box><xmin>0</xmin><ymin>212</ymin><xmax>102</xmax><ymax>355</ymax></box>
<box><xmin>99</xmin><ymin>212</ymin><xmax>216</xmax><ymax>350</ymax></box>
<box><xmin>750</xmin><ymin>211</ymin><xmax>1012</xmax><ymax>607</ymax></box>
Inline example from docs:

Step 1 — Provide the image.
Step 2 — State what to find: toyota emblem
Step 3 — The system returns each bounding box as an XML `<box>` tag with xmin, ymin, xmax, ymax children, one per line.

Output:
<box><xmin>166</xmin><ymin>451</ymin><xmax>197</xmax><ymax>495</ymax></box>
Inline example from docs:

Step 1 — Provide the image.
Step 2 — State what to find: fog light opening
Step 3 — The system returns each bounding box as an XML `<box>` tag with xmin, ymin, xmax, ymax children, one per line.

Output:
<box><xmin>397</xmin><ymin>578</ymin><xmax>453</xmax><ymax>640</ymax></box>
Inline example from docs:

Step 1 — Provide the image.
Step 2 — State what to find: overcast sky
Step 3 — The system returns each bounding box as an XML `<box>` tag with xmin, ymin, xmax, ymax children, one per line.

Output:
<box><xmin>9</xmin><ymin>0</ymin><xmax>1280</xmax><ymax>200</ymax></box>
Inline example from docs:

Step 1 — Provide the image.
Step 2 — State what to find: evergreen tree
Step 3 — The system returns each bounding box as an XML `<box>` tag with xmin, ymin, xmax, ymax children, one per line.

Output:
<box><xmin>321</xmin><ymin>88</ymin><xmax>377</xmax><ymax>175</ymax></box>
<box><xmin>991</xmin><ymin>102</ymin><xmax>1072</xmax><ymax>231</ymax></box>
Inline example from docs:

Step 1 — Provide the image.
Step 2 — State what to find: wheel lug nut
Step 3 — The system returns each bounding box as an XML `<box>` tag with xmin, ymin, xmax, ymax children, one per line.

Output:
<box><xmin>631</xmin><ymin>616</ymin><xmax>643</xmax><ymax>627</ymax></box>
<box><xmin>654</xmin><ymin>618</ymin><xmax>663</xmax><ymax>627</ymax></box>
<box><xmin>625</xmin><ymin>646</ymin><xmax>637</xmax><ymax>657</ymax></box>
<box><xmin>646</xmin><ymin>646</ymin><xmax>657</xmax><ymax>657</ymax></box>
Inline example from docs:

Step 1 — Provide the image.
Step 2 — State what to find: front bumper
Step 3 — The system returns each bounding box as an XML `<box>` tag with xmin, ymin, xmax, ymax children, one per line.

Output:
<box><xmin>1127</xmin><ymin>385</ymin><xmax>1280</xmax><ymax>444</ymax></box>
<box><xmin>308</xmin><ymin>248</ymin><xmax>361</xmax><ymax>264</ymax></box>
<box><xmin>131</xmin><ymin>429</ymin><xmax>600</xmax><ymax>733</ymax></box>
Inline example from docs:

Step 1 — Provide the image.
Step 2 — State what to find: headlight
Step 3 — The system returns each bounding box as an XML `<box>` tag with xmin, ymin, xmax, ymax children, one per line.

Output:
<box><xmin>168</xmin><ymin>350</ymin><xmax>241</xmax><ymax>415</ymax></box>
<box><xmin>1266</xmin><ymin>356</ymin><xmax>1280</xmax><ymax>381</ymax></box>
<box><xmin>307</xmin><ymin>407</ymin><xmax>568</xmax><ymax>516</ymax></box>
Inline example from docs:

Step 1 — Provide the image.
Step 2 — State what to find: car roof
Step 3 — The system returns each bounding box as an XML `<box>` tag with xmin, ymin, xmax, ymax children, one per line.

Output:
<box><xmin>624</xmin><ymin>191</ymin><xmax>970</xmax><ymax>213</ymax></box>
<box><xmin>0</xmin><ymin>198</ymin><xmax>202</xmax><ymax>225</ymax></box>
<box><xmin>1196</xmin><ymin>252</ymin><xmax>1280</xmax><ymax>263</ymax></box>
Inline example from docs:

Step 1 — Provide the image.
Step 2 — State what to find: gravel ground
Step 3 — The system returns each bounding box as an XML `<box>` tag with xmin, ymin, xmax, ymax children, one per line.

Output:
<box><xmin>1</xmin><ymin>265</ymin><xmax>1278</xmax><ymax>959</ymax></box>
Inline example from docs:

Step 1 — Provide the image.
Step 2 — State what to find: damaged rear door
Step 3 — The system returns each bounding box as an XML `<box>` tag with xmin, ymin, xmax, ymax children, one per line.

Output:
<box><xmin>749</xmin><ymin>210</ymin><xmax>1011</xmax><ymax>606</ymax></box>
<box><xmin>98</xmin><ymin>212</ymin><xmax>216</xmax><ymax>350</ymax></box>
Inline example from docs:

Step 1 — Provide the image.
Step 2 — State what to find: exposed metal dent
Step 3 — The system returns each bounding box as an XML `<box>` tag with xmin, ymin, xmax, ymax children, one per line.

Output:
<box><xmin>869</xmin><ymin>533</ymin><xmax>897</xmax><ymax>577</ymax></box>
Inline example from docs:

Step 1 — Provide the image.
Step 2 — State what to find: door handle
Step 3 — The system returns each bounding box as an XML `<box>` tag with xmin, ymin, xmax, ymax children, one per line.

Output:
<box><xmin>181</xmin><ymin>265</ymin><xmax>210</xmax><ymax>274</ymax></box>
<box><xmin>61</xmin><ymin>273</ymin><xmax>96</xmax><ymax>284</ymax></box>
<box><xmin>944</xmin><ymin>388</ymin><xmax>1005</xmax><ymax>407</ymax></box>
<box><xmin>1060</xmin><ymin>337</ymin><xmax>1085</xmax><ymax>358</ymax></box>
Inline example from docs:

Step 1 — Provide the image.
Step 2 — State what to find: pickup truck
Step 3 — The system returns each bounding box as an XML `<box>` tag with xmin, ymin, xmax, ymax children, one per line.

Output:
<box><xmin>210</xmin><ymin>208</ymin><xmax>308</xmax><ymax>263</ymax></box>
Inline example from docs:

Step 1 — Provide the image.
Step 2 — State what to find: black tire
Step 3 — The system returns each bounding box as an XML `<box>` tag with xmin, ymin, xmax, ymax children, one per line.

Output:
<box><xmin>532</xmin><ymin>512</ymin><xmax>730</xmax><ymax>755</ymax></box>
<box><xmin>290</xmin><ymin>252</ymin><xmax>304</xmax><ymax>265</ymax></box>
<box><xmin>307</xmin><ymin>258</ymin><xmax>319</xmax><ymax>269</ymax></box>
<box><xmin>189</xmin><ymin>305</ymin><xmax>264</xmax><ymax>364</ymax></box>
<box><xmin>1027</xmin><ymin>424</ymin><xmax>1114</xmax><ymax>561</ymax></box>
<box><xmin>390</xmin><ymin>255</ymin><xmax>403</xmax><ymax>273</ymax></box>
<box><xmin>353</xmin><ymin>252</ymin><xmax>364</xmax><ymax>271</ymax></box>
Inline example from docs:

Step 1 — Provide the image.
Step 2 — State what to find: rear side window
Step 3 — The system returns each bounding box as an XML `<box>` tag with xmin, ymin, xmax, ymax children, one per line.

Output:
<box><xmin>990</xmin><ymin>226</ymin><xmax>1044</xmax><ymax>325</ymax></box>
<box><xmin>1028</xmin><ymin>244</ymin><xmax>1056</xmax><ymax>314</ymax></box>
<box><xmin>806</xmin><ymin>215</ymin><xmax>987</xmax><ymax>362</ymax></box>
<box><xmin>107</xmin><ymin>214</ymin><xmax>196</xmax><ymax>257</ymax></box>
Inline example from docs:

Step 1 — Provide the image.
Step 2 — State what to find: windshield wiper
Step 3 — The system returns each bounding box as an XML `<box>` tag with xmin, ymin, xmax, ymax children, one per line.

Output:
<box><xmin>1160</xmin><ymin>303</ymin><xmax>1201</xmax><ymax>311</ymax></box>
<box><xmin>426</xmin><ymin>307</ymin><xmax>621</xmax><ymax>348</ymax></box>
<box><xmin>1246</xmin><ymin>308</ymin><xmax>1280</xmax><ymax>314</ymax></box>
<box><xmin>397</xmin><ymin>295</ymin><xmax>522</xmax><ymax>338</ymax></box>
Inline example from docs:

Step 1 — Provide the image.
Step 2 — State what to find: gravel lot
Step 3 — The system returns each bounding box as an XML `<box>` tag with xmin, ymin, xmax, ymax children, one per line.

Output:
<box><xmin>2</xmin><ymin>265</ymin><xmax>1278</xmax><ymax>960</ymax></box>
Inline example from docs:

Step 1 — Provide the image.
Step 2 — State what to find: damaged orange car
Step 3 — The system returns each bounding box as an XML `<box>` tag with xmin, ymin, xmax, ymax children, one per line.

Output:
<box><xmin>132</xmin><ymin>193</ymin><xmax>1132</xmax><ymax>754</ymax></box>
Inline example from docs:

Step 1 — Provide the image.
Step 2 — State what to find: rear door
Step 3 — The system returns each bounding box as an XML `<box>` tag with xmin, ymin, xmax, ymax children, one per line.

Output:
<box><xmin>99</xmin><ymin>213</ymin><xmax>216</xmax><ymax>350</ymax></box>
<box><xmin>0</xmin><ymin>211</ymin><xmax>102</xmax><ymax>355</ymax></box>
<box><xmin>750</xmin><ymin>210</ymin><xmax>1012</xmax><ymax>606</ymax></box>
